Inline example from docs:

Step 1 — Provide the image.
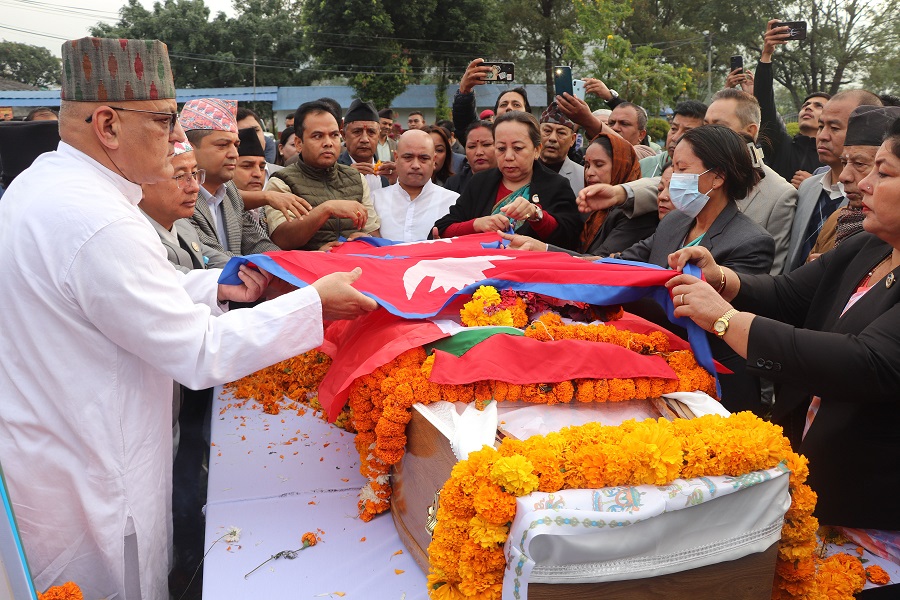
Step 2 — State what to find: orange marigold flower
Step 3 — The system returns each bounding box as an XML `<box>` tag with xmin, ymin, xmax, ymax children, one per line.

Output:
<box><xmin>866</xmin><ymin>564</ymin><xmax>891</xmax><ymax>585</ymax></box>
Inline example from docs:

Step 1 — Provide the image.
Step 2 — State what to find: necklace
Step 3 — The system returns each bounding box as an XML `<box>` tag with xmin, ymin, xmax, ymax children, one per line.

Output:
<box><xmin>861</xmin><ymin>255</ymin><xmax>896</xmax><ymax>289</ymax></box>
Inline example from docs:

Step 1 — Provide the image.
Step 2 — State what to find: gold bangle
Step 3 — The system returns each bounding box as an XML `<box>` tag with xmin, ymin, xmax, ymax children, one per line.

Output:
<box><xmin>715</xmin><ymin>266</ymin><xmax>727</xmax><ymax>293</ymax></box>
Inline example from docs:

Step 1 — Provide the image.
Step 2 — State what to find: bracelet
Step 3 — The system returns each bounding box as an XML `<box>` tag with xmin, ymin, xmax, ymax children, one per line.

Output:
<box><xmin>715</xmin><ymin>266</ymin><xmax>727</xmax><ymax>293</ymax></box>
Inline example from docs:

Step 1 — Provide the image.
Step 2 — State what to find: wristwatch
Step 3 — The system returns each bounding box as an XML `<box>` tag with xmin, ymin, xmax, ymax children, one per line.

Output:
<box><xmin>527</xmin><ymin>204</ymin><xmax>544</xmax><ymax>222</ymax></box>
<box><xmin>712</xmin><ymin>309</ymin><xmax>739</xmax><ymax>337</ymax></box>
<box><xmin>608</xmin><ymin>89</ymin><xmax>619</xmax><ymax>100</ymax></box>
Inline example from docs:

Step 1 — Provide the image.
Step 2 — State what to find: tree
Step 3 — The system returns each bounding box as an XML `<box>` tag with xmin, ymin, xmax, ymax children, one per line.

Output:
<box><xmin>0</xmin><ymin>42</ymin><xmax>61</xmax><ymax>88</ymax></box>
<box><xmin>589</xmin><ymin>35</ymin><xmax>696</xmax><ymax>115</ymax></box>
<box><xmin>618</xmin><ymin>0</ymin><xmax>778</xmax><ymax>98</ymax></box>
<box><xmin>754</xmin><ymin>0</ymin><xmax>900</xmax><ymax>107</ymax></box>
<box><xmin>502</xmin><ymin>0</ymin><xmax>632</xmax><ymax>103</ymax></box>
<box><xmin>92</xmin><ymin>0</ymin><xmax>311</xmax><ymax>88</ymax></box>
<box><xmin>302</xmin><ymin>0</ymin><xmax>412</xmax><ymax>108</ymax></box>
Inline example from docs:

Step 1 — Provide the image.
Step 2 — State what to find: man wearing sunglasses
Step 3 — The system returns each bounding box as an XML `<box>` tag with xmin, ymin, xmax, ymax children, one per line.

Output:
<box><xmin>0</xmin><ymin>37</ymin><xmax>376</xmax><ymax>600</ymax></box>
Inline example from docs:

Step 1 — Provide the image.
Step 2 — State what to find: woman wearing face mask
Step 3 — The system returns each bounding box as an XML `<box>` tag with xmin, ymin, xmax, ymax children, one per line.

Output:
<box><xmin>446</xmin><ymin>120</ymin><xmax>496</xmax><ymax>194</ymax></box>
<box><xmin>618</xmin><ymin>125</ymin><xmax>775</xmax><ymax>415</ymax></box>
<box><xmin>432</xmin><ymin>111</ymin><xmax>581</xmax><ymax>249</ymax></box>
<box><xmin>664</xmin><ymin>117</ymin><xmax>900</xmax><ymax>568</ymax></box>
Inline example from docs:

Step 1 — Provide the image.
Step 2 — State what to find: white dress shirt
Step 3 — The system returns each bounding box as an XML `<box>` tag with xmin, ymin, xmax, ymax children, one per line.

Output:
<box><xmin>372</xmin><ymin>180</ymin><xmax>460</xmax><ymax>242</ymax></box>
<box><xmin>198</xmin><ymin>183</ymin><xmax>230</xmax><ymax>251</ymax></box>
<box><xmin>0</xmin><ymin>142</ymin><xmax>325</xmax><ymax>600</ymax></box>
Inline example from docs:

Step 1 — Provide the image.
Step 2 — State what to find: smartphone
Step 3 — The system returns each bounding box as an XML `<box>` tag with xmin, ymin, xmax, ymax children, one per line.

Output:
<box><xmin>730</xmin><ymin>55</ymin><xmax>743</xmax><ymax>73</ymax></box>
<box><xmin>572</xmin><ymin>79</ymin><xmax>586</xmax><ymax>101</ymax></box>
<box><xmin>771</xmin><ymin>20</ymin><xmax>807</xmax><ymax>40</ymax></box>
<box><xmin>482</xmin><ymin>62</ymin><xmax>515</xmax><ymax>83</ymax></box>
<box><xmin>553</xmin><ymin>66</ymin><xmax>573</xmax><ymax>97</ymax></box>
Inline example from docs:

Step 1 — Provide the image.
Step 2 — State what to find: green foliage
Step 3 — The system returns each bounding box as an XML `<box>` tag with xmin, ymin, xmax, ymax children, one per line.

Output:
<box><xmin>0</xmin><ymin>41</ymin><xmax>61</xmax><ymax>88</ymax></box>
<box><xmin>589</xmin><ymin>35</ymin><xmax>697</xmax><ymax>114</ymax></box>
<box><xmin>302</xmin><ymin>0</ymin><xmax>411</xmax><ymax>108</ymax></box>
<box><xmin>646</xmin><ymin>117</ymin><xmax>669</xmax><ymax>142</ymax></box>
<box><xmin>91</xmin><ymin>0</ymin><xmax>311</xmax><ymax>88</ymax></box>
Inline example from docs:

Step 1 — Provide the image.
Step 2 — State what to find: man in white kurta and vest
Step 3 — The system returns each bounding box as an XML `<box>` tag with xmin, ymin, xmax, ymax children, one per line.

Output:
<box><xmin>0</xmin><ymin>37</ymin><xmax>376</xmax><ymax>600</ymax></box>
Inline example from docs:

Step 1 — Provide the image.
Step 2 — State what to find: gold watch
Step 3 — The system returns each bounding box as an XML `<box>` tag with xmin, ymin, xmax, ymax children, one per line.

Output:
<box><xmin>712</xmin><ymin>309</ymin><xmax>738</xmax><ymax>337</ymax></box>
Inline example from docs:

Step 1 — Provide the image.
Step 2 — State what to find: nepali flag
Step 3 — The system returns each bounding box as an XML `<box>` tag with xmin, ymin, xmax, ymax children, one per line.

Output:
<box><xmin>219</xmin><ymin>233</ymin><xmax>716</xmax><ymax>419</ymax></box>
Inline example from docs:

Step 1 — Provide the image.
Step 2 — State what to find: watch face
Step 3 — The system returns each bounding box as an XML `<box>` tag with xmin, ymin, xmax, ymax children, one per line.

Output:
<box><xmin>713</xmin><ymin>319</ymin><xmax>727</xmax><ymax>334</ymax></box>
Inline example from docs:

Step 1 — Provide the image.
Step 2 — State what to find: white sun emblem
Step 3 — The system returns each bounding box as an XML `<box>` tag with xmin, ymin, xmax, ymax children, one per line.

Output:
<box><xmin>402</xmin><ymin>255</ymin><xmax>514</xmax><ymax>299</ymax></box>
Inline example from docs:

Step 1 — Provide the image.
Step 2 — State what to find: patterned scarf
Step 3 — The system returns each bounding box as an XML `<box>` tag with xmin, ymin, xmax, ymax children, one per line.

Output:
<box><xmin>834</xmin><ymin>206</ymin><xmax>865</xmax><ymax>247</ymax></box>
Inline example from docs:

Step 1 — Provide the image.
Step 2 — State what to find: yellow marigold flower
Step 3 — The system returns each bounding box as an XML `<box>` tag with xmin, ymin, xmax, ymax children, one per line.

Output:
<box><xmin>473</xmin><ymin>285</ymin><xmax>501</xmax><ymax>306</ymax></box>
<box><xmin>469</xmin><ymin>515</ymin><xmax>509</xmax><ymax>548</ymax></box>
<box><xmin>490</xmin><ymin>455</ymin><xmax>539</xmax><ymax>496</ymax></box>
<box><xmin>621</xmin><ymin>419</ymin><xmax>683</xmax><ymax>485</ymax></box>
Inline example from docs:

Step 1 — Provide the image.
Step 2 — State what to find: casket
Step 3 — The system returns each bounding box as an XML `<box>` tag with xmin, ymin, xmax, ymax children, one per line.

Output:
<box><xmin>391</xmin><ymin>403</ymin><xmax>782</xmax><ymax>600</ymax></box>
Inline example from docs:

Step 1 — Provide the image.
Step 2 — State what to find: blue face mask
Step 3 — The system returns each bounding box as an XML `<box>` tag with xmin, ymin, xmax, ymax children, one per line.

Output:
<box><xmin>669</xmin><ymin>169</ymin><xmax>712</xmax><ymax>218</ymax></box>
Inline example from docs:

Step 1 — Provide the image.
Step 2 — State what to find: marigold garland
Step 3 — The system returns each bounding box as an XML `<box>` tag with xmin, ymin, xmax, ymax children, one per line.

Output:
<box><xmin>346</xmin><ymin>337</ymin><xmax>717</xmax><ymax>521</ymax></box>
<box><xmin>38</xmin><ymin>582</ymin><xmax>83</xmax><ymax>600</ymax></box>
<box><xmin>426</xmin><ymin>413</ymin><xmax>819</xmax><ymax>600</ymax></box>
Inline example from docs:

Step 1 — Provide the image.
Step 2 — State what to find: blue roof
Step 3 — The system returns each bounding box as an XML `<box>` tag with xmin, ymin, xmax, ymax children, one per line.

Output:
<box><xmin>1</xmin><ymin>84</ymin><xmax>550</xmax><ymax>109</ymax></box>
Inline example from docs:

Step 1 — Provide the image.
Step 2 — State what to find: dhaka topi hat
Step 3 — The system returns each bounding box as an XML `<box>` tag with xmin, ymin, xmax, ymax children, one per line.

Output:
<box><xmin>343</xmin><ymin>99</ymin><xmax>379</xmax><ymax>125</ymax></box>
<box><xmin>172</xmin><ymin>141</ymin><xmax>193</xmax><ymax>156</ymax></box>
<box><xmin>845</xmin><ymin>106</ymin><xmax>900</xmax><ymax>147</ymax></box>
<box><xmin>61</xmin><ymin>37</ymin><xmax>175</xmax><ymax>102</ymax></box>
<box><xmin>540</xmin><ymin>102</ymin><xmax>576</xmax><ymax>130</ymax></box>
<box><xmin>237</xmin><ymin>127</ymin><xmax>266</xmax><ymax>157</ymax></box>
<box><xmin>179</xmin><ymin>98</ymin><xmax>238</xmax><ymax>133</ymax></box>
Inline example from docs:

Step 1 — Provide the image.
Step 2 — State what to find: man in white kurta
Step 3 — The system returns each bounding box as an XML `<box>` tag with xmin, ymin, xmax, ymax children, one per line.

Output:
<box><xmin>372</xmin><ymin>129</ymin><xmax>460</xmax><ymax>242</ymax></box>
<box><xmin>0</xmin><ymin>37</ymin><xmax>375</xmax><ymax>600</ymax></box>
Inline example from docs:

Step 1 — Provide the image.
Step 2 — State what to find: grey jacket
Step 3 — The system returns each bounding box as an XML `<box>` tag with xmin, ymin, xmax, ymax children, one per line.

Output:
<box><xmin>190</xmin><ymin>181</ymin><xmax>279</xmax><ymax>257</ymax></box>
<box><xmin>620</xmin><ymin>200</ymin><xmax>775</xmax><ymax>274</ymax></box>
<box><xmin>784</xmin><ymin>168</ymin><xmax>847</xmax><ymax>273</ymax></box>
<box><xmin>556</xmin><ymin>157</ymin><xmax>585</xmax><ymax>196</ymax></box>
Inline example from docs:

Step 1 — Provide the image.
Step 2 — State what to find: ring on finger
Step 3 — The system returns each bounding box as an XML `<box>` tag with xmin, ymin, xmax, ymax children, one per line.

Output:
<box><xmin>678</xmin><ymin>294</ymin><xmax>685</xmax><ymax>305</ymax></box>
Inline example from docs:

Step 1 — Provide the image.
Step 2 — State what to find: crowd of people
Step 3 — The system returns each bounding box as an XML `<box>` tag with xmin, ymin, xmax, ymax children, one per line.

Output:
<box><xmin>1</xmin><ymin>21</ymin><xmax>899</xmax><ymax>599</ymax></box>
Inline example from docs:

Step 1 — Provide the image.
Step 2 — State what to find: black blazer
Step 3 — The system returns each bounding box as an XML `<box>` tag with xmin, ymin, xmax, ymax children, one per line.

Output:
<box><xmin>433</xmin><ymin>161</ymin><xmax>582</xmax><ymax>250</ymax></box>
<box><xmin>735</xmin><ymin>232</ymin><xmax>900</xmax><ymax>529</ymax></box>
<box><xmin>620</xmin><ymin>200</ymin><xmax>775</xmax><ymax>273</ymax></box>
<box><xmin>585</xmin><ymin>207</ymin><xmax>660</xmax><ymax>256</ymax></box>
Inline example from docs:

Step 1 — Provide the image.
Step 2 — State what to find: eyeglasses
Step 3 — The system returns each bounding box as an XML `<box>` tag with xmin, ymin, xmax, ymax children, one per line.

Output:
<box><xmin>173</xmin><ymin>169</ymin><xmax>205</xmax><ymax>188</ymax></box>
<box><xmin>85</xmin><ymin>106</ymin><xmax>180</xmax><ymax>133</ymax></box>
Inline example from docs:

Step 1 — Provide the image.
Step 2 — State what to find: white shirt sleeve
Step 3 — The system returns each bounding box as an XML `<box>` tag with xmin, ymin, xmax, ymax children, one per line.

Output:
<box><xmin>64</xmin><ymin>218</ymin><xmax>324</xmax><ymax>390</ymax></box>
<box><xmin>175</xmin><ymin>268</ymin><xmax>227</xmax><ymax>315</ymax></box>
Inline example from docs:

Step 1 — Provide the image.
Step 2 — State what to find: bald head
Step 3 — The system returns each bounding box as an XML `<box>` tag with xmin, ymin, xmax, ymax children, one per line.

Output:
<box><xmin>396</xmin><ymin>129</ymin><xmax>436</xmax><ymax>193</ymax></box>
<box><xmin>59</xmin><ymin>98</ymin><xmax>184</xmax><ymax>185</ymax></box>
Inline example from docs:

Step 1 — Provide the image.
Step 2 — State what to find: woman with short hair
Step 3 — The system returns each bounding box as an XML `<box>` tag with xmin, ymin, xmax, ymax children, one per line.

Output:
<box><xmin>667</xmin><ymin>117</ymin><xmax>900</xmax><ymax>559</ymax></box>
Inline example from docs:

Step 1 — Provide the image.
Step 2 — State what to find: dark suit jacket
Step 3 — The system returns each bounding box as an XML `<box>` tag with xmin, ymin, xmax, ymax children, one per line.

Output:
<box><xmin>433</xmin><ymin>161</ymin><xmax>582</xmax><ymax>250</ymax></box>
<box><xmin>620</xmin><ymin>201</ymin><xmax>775</xmax><ymax>272</ymax></box>
<box><xmin>585</xmin><ymin>207</ymin><xmax>660</xmax><ymax>256</ymax></box>
<box><xmin>734</xmin><ymin>233</ymin><xmax>900</xmax><ymax>529</ymax></box>
<box><xmin>619</xmin><ymin>201</ymin><xmax>775</xmax><ymax>414</ymax></box>
<box><xmin>190</xmin><ymin>181</ymin><xmax>279</xmax><ymax>257</ymax></box>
